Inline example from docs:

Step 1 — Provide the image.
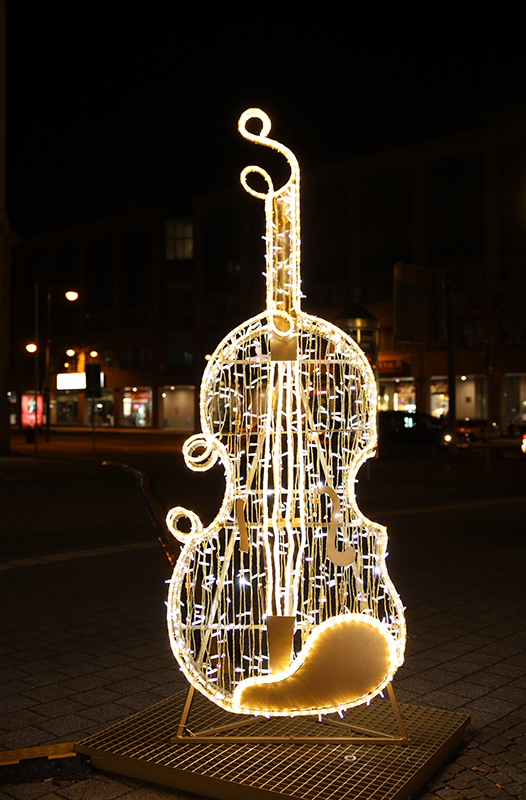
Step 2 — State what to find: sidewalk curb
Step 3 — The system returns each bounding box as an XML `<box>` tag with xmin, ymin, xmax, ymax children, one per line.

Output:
<box><xmin>102</xmin><ymin>460</ymin><xmax>179</xmax><ymax>567</ymax></box>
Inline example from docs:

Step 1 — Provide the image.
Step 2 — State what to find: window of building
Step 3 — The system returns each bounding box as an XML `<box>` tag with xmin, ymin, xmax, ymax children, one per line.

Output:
<box><xmin>138</xmin><ymin>346</ymin><xmax>152</xmax><ymax>368</ymax></box>
<box><xmin>429</xmin><ymin>379</ymin><xmax>449</xmax><ymax>418</ymax></box>
<box><xmin>122</xmin><ymin>387</ymin><xmax>152</xmax><ymax>427</ymax></box>
<box><xmin>517</xmin><ymin>315</ymin><xmax>526</xmax><ymax>344</ymax></box>
<box><xmin>165</xmin><ymin>337</ymin><xmax>193</xmax><ymax>367</ymax></box>
<box><xmin>459</xmin><ymin>318</ymin><xmax>487</xmax><ymax>348</ymax></box>
<box><xmin>83</xmin><ymin>389</ymin><xmax>115</xmax><ymax>426</ymax></box>
<box><xmin>166</xmin><ymin>218</ymin><xmax>193</xmax><ymax>261</ymax></box>
<box><xmin>501</xmin><ymin>315</ymin><xmax>526</xmax><ymax>345</ymax></box>
<box><xmin>163</xmin><ymin>279</ymin><xmax>194</xmax><ymax>331</ymax></box>
<box><xmin>120</xmin><ymin>347</ymin><xmax>135</xmax><ymax>369</ymax></box>
<box><xmin>378</xmin><ymin>378</ymin><xmax>415</xmax><ymax>412</ymax></box>
<box><xmin>160</xmin><ymin>386</ymin><xmax>195</xmax><ymax>430</ymax></box>
<box><xmin>50</xmin><ymin>390</ymin><xmax>79</xmax><ymax>425</ymax></box>
<box><xmin>503</xmin><ymin>375</ymin><xmax>526</xmax><ymax>432</ymax></box>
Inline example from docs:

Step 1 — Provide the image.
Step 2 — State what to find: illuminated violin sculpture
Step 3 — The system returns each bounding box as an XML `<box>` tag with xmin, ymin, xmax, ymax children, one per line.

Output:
<box><xmin>167</xmin><ymin>109</ymin><xmax>406</xmax><ymax>719</ymax></box>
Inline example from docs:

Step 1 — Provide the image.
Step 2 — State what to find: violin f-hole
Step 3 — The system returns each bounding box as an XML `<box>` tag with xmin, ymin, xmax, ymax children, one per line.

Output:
<box><xmin>316</xmin><ymin>486</ymin><xmax>356</xmax><ymax>567</ymax></box>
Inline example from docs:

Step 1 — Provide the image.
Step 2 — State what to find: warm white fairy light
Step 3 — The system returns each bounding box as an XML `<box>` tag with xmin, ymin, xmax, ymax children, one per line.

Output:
<box><xmin>166</xmin><ymin>109</ymin><xmax>406</xmax><ymax>717</ymax></box>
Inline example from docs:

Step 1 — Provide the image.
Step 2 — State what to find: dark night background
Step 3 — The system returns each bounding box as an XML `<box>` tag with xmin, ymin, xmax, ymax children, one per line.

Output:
<box><xmin>3</xmin><ymin>17</ymin><xmax>526</xmax><ymax>800</ymax></box>
<box><xmin>6</xmin><ymin>8</ymin><xmax>526</xmax><ymax>237</ymax></box>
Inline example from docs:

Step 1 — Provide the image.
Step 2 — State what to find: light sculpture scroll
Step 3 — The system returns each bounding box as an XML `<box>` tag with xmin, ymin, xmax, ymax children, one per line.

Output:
<box><xmin>166</xmin><ymin>109</ymin><xmax>406</xmax><ymax>728</ymax></box>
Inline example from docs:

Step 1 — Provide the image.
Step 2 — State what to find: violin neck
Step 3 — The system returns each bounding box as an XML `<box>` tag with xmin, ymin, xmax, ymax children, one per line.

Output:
<box><xmin>266</xmin><ymin>182</ymin><xmax>302</xmax><ymax>317</ymax></box>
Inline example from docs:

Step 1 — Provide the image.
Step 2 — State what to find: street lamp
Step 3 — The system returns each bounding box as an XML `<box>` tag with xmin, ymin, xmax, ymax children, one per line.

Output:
<box><xmin>24</xmin><ymin>285</ymin><xmax>80</xmax><ymax>451</ymax></box>
<box><xmin>24</xmin><ymin>337</ymin><xmax>40</xmax><ymax>450</ymax></box>
<box><xmin>43</xmin><ymin>286</ymin><xmax>79</xmax><ymax>441</ymax></box>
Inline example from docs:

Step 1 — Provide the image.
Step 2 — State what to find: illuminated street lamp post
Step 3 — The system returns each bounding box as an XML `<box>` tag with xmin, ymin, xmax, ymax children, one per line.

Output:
<box><xmin>24</xmin><ymin>340</ymin><xmax>40</xmax><ymax>450</ymax></box>
<box><xmin>43</xmin><ymin>287</ymin><xmax>79</xmax><ymax>441</ymax></box>
<box><xmin>24</xmin><ymin>281</ymin><xmax>40</xmax><ymax>453</ymax></box>
<box><xmin>25</xmin><ymin>284</ymin><xmax>79</xmax><ymax>449</ymax></box>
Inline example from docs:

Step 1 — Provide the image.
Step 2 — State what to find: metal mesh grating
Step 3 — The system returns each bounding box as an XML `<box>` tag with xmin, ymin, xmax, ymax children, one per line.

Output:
<box><xmin>76</xmin><ymin>688</ymin><xmax>469</xmax><ymax>800</ymax></box>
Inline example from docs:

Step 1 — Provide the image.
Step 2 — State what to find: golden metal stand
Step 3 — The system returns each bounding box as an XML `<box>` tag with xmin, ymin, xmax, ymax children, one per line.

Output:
<box><xmin>171</xmin><ymin>683</ymin><xmax>409</xmax><ymax>745</ymax></box>
<box><xmin>76</xmin><ymin>688</ymin><xmax>470</xmax><ymax>800</ymax></box>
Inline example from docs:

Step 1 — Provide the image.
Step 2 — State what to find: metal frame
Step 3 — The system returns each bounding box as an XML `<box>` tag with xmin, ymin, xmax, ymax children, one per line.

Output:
<box><xmin>170</xmin><ymin>683</ymin><xmax>409</xmax><ymax>745</ymax></box>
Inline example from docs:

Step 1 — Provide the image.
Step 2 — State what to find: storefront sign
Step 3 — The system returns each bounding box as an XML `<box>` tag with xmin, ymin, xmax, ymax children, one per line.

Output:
<box><xmin>123</xmin><ymin>389</ymin><xmax>150</xmax><ymax>403</ymax></box>
<box><xmin>57</xmin><ymin>372</ymin><xmax>87</xmax><ymax>390</ymax></box>
<box><xmin>379</xmin><ymin>359</ymin><xmax>411</xmax><ymax>376</ymax></box>
<box><xmin>56</xmin><ymin>372</ymin><xmax>105</xmax><ymax>391</ymax></box>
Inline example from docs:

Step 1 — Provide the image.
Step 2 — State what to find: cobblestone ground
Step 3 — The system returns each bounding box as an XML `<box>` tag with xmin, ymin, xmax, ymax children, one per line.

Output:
<box><xmin>1</xmin><ymin>450</ymin><xmax>525</xmax><ymax>798</ymax></box>
<box><xmin>394</xmin><ymin>587</ymin><xmax>526</xmax><ymax>799</ymax></box>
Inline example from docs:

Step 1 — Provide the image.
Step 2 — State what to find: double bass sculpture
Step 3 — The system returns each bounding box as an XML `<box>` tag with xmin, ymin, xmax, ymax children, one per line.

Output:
<box><xmin>166</xmin><ymin>109</ymin><xmax>406</xmax><ymax>728</ymax></box>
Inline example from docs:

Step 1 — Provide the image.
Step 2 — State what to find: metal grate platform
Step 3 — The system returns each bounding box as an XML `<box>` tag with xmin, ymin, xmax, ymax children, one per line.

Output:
<box><xmin>76</xmin><ymin>689</ymin><xmax>469</xmax><ymax>800</ymax></box>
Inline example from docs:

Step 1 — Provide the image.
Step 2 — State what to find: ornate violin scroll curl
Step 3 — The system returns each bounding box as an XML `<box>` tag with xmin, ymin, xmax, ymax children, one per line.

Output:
<box><xmin>166</xmin><ymin>433</ymin><xmax>234</xmax><ymax>545</ymax></box>
<box><xmin>238</xmin><ymin>108</ymin><xmax>302</xmax><ymax>325</ymax></box>
<box><xmin>238</xmin><ymin>108</ymin><xmax>299</xmax><ymax>200</ymax></box>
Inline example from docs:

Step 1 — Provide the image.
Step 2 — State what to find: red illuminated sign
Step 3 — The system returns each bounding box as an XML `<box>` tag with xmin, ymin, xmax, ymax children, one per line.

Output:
<box><xmin>21</xmin><ymin>394</ymin><xmax>44</xmax><ymax>428</ymax></box>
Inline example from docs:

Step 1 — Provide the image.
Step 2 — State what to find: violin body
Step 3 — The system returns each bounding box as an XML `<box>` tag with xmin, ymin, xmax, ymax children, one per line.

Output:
<box><xmin>166</xmin><ymin>110</ymin><xmax>405</xmax><ymax>717</ymax></box>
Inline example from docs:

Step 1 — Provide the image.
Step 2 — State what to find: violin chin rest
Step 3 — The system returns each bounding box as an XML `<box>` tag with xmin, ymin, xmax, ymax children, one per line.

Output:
<box><xmin>233</xmin><ymin>615</ymin><xmax>392</xmax><ymax>714</ymax></box>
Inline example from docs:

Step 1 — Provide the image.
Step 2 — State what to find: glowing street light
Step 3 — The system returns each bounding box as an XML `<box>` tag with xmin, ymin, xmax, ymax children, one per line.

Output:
<box><xmin>43</xmin><ymin>288</ymin><xmax>80</xmax><ymax>441</ymax></box>
<box><xmin>25</xmin><ymin>343</ymin><xmax>37</xmax><ymax>353</ymax></box>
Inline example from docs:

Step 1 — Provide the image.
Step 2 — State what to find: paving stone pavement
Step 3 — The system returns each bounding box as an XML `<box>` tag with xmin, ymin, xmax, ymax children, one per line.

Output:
<box><xmin>1</xmin><ymin>447</ymin><xmax>525</xmax><ymax>799</ymax></box>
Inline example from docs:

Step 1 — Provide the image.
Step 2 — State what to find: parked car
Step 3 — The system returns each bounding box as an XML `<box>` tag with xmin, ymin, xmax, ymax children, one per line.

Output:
<box><xmin>456</xmin><ymin>418</ymin><xmax>501</xmax><ymax>443</ymax></box>
<box><xmin>377</xmin><ymin>411</ymin><xmax>448</xmax><ymax>454</ymax></box>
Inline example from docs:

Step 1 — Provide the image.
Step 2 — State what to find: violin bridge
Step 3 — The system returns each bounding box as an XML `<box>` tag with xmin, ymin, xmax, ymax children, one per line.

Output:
<box><xmin>270</xmin><ymin>333</ymin><xmax>297</xmax><ymax>361</ymax></box>
<box><xmin>235</xmin><ymin>498</ymin><xmax>249</xmax><ymax>553</ymax></box>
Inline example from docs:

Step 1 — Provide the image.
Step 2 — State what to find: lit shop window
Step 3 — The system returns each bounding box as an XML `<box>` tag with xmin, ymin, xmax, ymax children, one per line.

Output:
<box><xmin>166</xmin><ymin>218</ymin><xmax>193</xmax><ymax>261</ymax></box>
<box><xmin>122</xmin><ymin>386</ymin><xmax>152</xmax><ymax>427</ymax></box>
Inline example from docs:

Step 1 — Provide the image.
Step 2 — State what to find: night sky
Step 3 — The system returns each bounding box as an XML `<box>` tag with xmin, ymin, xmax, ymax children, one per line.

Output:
<box><xmin>6</xmin><ymin>8</ymin><xmax>526</xmax><ymax>237</ymax></box>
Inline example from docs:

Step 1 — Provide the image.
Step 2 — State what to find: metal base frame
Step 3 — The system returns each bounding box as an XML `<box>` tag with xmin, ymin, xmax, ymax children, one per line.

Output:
<box><xmin>172</xmin><ymin>683</ymin><xmax>409</xmax><ymax>745</ymax></box>
<box><xmin>76</xmin><ymin>687</ymin><xmax>470</xmax><ymax>800</ymax></box>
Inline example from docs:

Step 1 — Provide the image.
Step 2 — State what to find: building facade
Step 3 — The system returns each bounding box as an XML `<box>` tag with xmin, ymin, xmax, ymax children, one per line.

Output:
<box><xmin>10</xmin><ymin>107</ymin><xmax>526</xmax><ymax>433</ymax></box>
<box><xmin>11</xmin><ymin>207</ymin><xmax>197</xmax><ymax>430</ymax></box>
